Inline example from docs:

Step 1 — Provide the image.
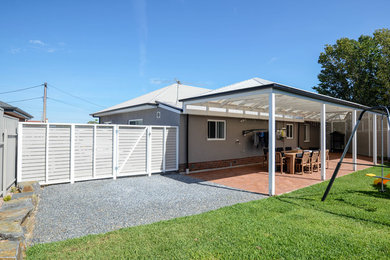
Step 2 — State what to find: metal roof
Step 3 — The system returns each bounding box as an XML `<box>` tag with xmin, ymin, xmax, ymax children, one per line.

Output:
<box><xmin>92</xmin><ymin>84</ymin><xmax>210</xmax><ymax>116</ymax></box>
<box><xmin>0</xmin><ymin>101</ymin><xmax>33</xmax><ymax>119</ymax></box>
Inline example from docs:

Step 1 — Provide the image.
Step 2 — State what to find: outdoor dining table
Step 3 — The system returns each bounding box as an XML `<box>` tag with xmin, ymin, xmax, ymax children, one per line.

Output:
<box><xmin>284</xmin><ymin>150</ymin><xmax>312</xmax><ymax>174</ymax></box>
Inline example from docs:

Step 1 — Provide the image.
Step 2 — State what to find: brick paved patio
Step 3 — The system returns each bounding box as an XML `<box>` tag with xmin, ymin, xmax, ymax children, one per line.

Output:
<box><xmin>190</xmin><ymin>153</ymin><xmax>374</xmax><ymax>195</ymax></box>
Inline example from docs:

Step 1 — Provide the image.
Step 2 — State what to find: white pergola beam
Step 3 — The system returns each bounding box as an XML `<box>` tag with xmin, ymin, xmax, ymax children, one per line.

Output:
<box><xmin>268</xmin><ymin>92</ymin><xmax>276</xmax><ymax>196</ymax></box>
<box><xmin>352</xmin><ymin>110</ymin><xmax>357</xmax><ymax>171</ymax></box>
<box><xmin>320</xmin><ymin>103</ymin><xmax>326</xmax><ymax>181</ymax></box>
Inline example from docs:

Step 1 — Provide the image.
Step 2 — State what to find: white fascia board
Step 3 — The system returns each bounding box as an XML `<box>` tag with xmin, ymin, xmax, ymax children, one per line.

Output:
<box><xmin>92</xmin><ymin>104</ymin><xmax>156</xmax><ymax>117</ymax></box>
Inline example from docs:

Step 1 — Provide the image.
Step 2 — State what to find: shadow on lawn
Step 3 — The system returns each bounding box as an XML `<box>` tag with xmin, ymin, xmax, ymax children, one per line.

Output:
<box><xmin>276</xmin><ymin>192</ymin><xmax>390</xmax><ymax>228</ymax></box>
<box><xmin>162</xmin><ymin>173</ymin><xmax>268</xmax><ymax>197</ymax></box>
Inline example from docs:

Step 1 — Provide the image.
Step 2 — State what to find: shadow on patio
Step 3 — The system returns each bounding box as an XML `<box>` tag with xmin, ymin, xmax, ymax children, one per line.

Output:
<box><xmin>190</xmin><ymin>153</ymin><xmax>374</xmax><ymax>195</ymax></box>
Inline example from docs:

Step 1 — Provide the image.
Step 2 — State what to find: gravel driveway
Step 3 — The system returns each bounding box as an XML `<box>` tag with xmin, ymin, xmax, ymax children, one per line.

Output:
<box><xmin>33</xmin><ymin>174</ymin><xmax>265</xmax><ymax>244</ymax></box>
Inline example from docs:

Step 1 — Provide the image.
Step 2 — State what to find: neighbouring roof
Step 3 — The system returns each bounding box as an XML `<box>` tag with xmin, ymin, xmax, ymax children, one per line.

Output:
<box><xmin>0</xmin><ymin>101</ymin><xmax>33</xmax><ymax>120</ymax></box>
<box><xmin>92</xmin><ymin>84</ymin><xmax>211</xmax><ymax>116</ymax></box>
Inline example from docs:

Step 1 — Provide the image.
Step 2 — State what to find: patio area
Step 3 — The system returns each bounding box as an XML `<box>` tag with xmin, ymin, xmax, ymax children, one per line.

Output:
<box><xmin>190</xmin><ymin>153</ymin><xmax>374</xmax><ymax>195</ymax></box>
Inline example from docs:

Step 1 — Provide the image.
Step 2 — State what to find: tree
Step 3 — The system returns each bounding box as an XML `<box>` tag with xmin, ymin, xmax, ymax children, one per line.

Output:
<box><xmin>313</xmin><ymin>29</ymin><xmax>390</xmax><ymax>107</ymax></box>
<box><xmin>87</xmin><ymin>119</ymin><xmax>98</xmax><ymax>124</ymax></box>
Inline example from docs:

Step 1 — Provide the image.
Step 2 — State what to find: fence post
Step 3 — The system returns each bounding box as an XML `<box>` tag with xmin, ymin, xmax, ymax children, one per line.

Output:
<box><xmin>17</xmin><ymin>123</ymin><xmax>22</xmax><ymax>184</ymax></box>
<box><xmin>163</xmin><ymin>127</ymin><xmax>166</xmax><ymax>173</ymax></box>
<box><xmin>93</xmin><ymin>125</ymin><xmax>96</xmax><ymax>178</ymax></box>
<box><xmin>112</xmin><ymin>125</ymin><xmax>118</xmax><ymax>180</ymax></box>
<box><xmin>176</xmin><ymin>126</ymin><xmax>179</xmax><ymax>171</ymax></box>
<box><xmin>2</xmin><ymin>129</ymin><xmax>7</xmax><ymax>197</ymax></box>
<box><xmin>45</xmin><ymin>124</ymin><xmax>49</xmax><ymax>183</ymax></box>
<box><xmin>70</xmin><ymin>125</ymin><xmax>75</xmax><ymax>184</ymax></box>
<box><xmin>147</xmin><ymin>126</ymin><xmax>152</xmax><ymax>176</ymax></box>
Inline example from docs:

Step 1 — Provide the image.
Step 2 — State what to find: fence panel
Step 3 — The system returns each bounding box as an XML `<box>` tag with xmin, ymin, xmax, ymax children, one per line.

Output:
<box><xmin>1</xmin><ymin>111</ymin><xmax>19</xmax><ymax>196</ymax></box>
<box><xmin>18</xmin><ymin>123</ymin><xmax>178</xmax><ymax>185</ymax></box>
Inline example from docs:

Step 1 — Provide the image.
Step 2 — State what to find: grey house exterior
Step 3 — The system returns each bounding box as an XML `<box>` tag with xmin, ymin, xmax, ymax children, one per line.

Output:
<box><xmin>93</xmin><ymin>78</ymin><xmax>388</xmax><ymax>173</ymax></box>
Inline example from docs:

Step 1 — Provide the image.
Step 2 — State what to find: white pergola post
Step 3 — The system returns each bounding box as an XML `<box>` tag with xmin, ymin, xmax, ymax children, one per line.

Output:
<box><xmin>268</xmin><ymin>92</ymin><xmax>275</xmax><ymax>196</ymax></box>
<box><xmin>320</xmin><ymin>103</ymin><xmax>326</xmax><ymax>181</ymax></box>
<box><xmin>373</xmin><ymin>114</ymin><xmax>377</xmax><ymax>165</ymax></box>
<box><xmin>352</xmin><ymin>110</ymin><xmax>357</xmax><ymax>171</ymax></box>
<box><xmin>387</xmin><ymin>119</ymin><xmax>390</xmax><ymax>160</ymax></box>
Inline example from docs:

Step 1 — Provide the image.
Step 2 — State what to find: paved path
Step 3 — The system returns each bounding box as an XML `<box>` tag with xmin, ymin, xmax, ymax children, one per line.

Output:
<box><xmin>33</xmin><ymin>174</ymin><xmax>265</xmax><ymax>244</ymax></box>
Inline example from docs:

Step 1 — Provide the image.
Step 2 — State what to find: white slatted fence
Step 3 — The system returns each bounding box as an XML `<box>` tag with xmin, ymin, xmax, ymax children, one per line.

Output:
<box><xmin>17</xmin><ymin>123</ymin><xmax>178</xmax><ymax>185</ymax></box>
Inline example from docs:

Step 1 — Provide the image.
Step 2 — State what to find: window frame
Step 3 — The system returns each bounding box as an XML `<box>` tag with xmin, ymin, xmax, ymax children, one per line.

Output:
<box><xmin>207</xmin><ymin>119</ymin><xmax>226</xmax><ymax>141</ymax></box>
<box><xmin>303</xmin><ymin>124</ymin><xmax>310</xmax><ymax>142</ymax></box>
<box><xmin>128</xmin><ymin>119</ymin><xmax>143</xmax><ymax>125</ymax></box>
<box><xmin>286</xmin><ymin>124</ymin><xmax>293</xmax><ymax>139</ymax></box>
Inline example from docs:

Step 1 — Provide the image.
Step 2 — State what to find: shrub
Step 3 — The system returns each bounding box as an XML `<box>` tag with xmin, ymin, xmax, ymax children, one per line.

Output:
<box><xmin>3</xmin><ymin>195</ymin><xmax>11</xmax><ymax>202</ymax></box>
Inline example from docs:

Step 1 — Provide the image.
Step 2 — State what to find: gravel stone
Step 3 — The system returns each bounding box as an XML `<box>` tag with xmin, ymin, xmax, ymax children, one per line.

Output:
<box><xmin>33</xmin><ymin>174</ymin><xmax>265</xmax><ymax>244</ymax></box>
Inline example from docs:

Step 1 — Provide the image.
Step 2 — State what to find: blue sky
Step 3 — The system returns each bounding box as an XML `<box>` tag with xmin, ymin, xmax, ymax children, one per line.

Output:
<box><xmin>0</xmin><ymin>0</ymin><xmax>389</xmax><ymax>123</ymax></box>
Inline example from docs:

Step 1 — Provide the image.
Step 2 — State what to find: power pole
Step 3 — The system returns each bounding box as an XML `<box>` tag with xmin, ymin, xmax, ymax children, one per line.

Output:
<box><xmin>42</xmin><ymin>82</ymin><xmax>47</xmax><ymax>122</ymax></box>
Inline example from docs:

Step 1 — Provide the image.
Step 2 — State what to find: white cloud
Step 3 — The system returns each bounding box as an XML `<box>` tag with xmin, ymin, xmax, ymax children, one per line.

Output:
<box><xmin>47</xmin><ymin>48</ymin><xmax>56</xmax><ymax>53</ymax></box>
<box><xmin>29</xmin><ymin>40</ymin><xmax>46</xmax><ymax>46</ymax></box>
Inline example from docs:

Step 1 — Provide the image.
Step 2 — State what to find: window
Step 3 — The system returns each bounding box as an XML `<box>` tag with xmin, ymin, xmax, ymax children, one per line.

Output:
<box><xmin>207</xmin><ymin>120</ymin><xmax>225</xmax><ymax>140</ymax></box>
<box><xmin>304</xmin><ymin>124</ymin><xmax>310</xmax><ymax>142</ymax></box>
<box><xmin>286</xmin><ymin>124</ymin><xmax>293</xmax><ymax>139</ymax></box>
<box><xmin>128</xmin><ymin>119</ymin><xmax>143</xmax><ymax>125</ymax></box>
<box><xmin>156</xmin><ymin>111</ymin><xmax>161</xmax><ymax>119</ymax></box>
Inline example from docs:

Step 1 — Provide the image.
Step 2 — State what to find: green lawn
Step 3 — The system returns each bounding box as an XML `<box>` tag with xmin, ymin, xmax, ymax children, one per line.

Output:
<box><xmin>27</xmin><ymin>167</ymin><xmax>390</xmax><ymax>259</ymax></box>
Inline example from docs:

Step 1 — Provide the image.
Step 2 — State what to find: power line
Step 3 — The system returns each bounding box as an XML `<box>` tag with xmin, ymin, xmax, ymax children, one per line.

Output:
<box><xmin>0</xmin><ymin>84</ymin><xmax>43</xmax><ymax>95</ymax></box>
<box><xmin>48</xmin><ymin>83</ymin><xmax>104</xmax><ymax>108</ymax></box>
<box><xmin>47</xmin><ymin>97</ymin><xmax>92</xmax><ymax>113</ymax></box>
<box><xmin>6</xmin><ymin>96</ymin><xmax>43</xmax><ymax>103</ymax></box>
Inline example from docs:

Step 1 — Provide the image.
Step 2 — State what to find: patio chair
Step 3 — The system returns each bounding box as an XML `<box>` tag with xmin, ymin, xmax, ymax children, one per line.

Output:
<box><xmin>295</xmin><ymin>151</ymin><xmax>311</xmax><ymax>174</ymax></box>
<box><xmin>311</xmin><ymin>151</ymin><xmax>320</xmax><ymax>172</ymax></box>
<box><xmin>262</xmin><ymin>148</ymin><xmax>268</xmax><ymax>167</ymax></box>
<box><xmin>275</xmin><ymin>152</ymin><xmax>286</xmax><ymax>174</ymax></box>
<box><xmin>285</xmin><ymin>147</ymin><xmax>292</xmax><ymax>151</ymax></box>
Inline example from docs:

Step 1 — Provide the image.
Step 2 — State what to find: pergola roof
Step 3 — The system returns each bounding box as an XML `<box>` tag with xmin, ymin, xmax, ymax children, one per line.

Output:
<box><xmin>180</xmin><ymin>78</ymin><xmax>376</xmax><ymax>122</ymax></box>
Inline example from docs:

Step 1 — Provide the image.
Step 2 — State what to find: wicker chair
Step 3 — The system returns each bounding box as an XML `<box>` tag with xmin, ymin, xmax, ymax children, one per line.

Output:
<box><xmin>295</xmin><ymin>151</ymin><xmax>312</xmax><ymax>174</ymax></box>
<box><xmin>311</xmin><ymin>151</ymin><xmax>320</xmax><ymax>172</ymax></box>
<box><xmin>275</xmin><ymin>152</ymin><xmax>285</xmax><ymax>173</ymax></box>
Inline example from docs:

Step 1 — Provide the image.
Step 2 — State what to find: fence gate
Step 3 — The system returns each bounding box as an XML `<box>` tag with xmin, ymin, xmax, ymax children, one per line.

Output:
<box><xmin>18</xmin><ymin>123</ymin><xmax>179</xmax><ymax>185</ymax></box>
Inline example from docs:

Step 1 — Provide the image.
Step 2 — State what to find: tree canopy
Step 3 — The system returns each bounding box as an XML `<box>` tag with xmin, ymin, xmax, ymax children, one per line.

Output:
<box><xmin>313</xmin><ymin>29</ymin><xmax>390</xmax><ymax>107</ymax></box>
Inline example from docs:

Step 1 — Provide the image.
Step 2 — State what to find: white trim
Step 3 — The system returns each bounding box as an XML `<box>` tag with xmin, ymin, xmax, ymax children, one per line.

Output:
<box><xmin>128</xmin><ymin>119</ymin><xmax>143</xmax><ymax>125</ymax></box>
<box><xmin>286</xmin><ymin>123</ymin><xmax>293</xmax><ymax>139</ymax></box>
<box><xmin>268</xmin><ymin>92</ymin><xmax>275</xmax><ymax>196</ymax></box>
<box><xmin>207</xmin><ymin>119</ymin><xmax>226</xmax><ymax>141</ymax></box>
<box><xmin>303</xmin><ymin>124</ymin><xmax>310</xmax><ymax>142</ymax></box>
<box><xmin>104</xmin><ymin>121</ymin><xmax>112</xmax><ymax>124</ymax></box>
